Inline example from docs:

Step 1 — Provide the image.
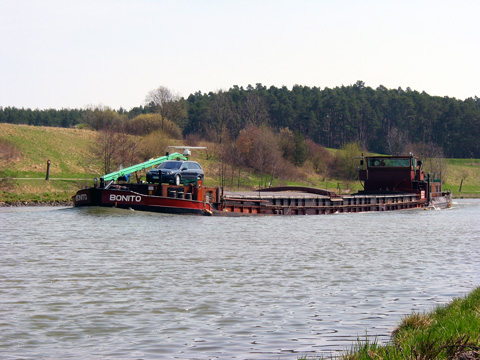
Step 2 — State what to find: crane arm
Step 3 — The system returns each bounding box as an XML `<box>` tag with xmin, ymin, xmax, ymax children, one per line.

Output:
<box><xmin>101</xmin><ymin>152</ymin><xmax>187</xmax><ymax>182</ymax></box>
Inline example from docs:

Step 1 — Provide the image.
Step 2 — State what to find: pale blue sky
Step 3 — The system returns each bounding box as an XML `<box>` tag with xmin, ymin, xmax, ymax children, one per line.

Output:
<box><xmin>1</xmin><ymin>0</ymin><xmax>479</xmax><ymax>110</ymax></box>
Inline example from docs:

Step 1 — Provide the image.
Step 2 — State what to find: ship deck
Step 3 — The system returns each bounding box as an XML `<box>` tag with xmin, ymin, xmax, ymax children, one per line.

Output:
<box><xmin>223</xmin><ymin>190</ymin><xmax>331</xmax><ymax>200</ymax></box>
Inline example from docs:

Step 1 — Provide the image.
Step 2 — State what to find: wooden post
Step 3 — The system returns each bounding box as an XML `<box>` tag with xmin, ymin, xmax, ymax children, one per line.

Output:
<box><xmin>45</xmin><ymin>160</ymin><xmax>51</xmax><ymax>180</ymax></box>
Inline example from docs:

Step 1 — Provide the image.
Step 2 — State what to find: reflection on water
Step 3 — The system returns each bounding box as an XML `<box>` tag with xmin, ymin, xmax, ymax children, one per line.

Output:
<box><xmin>1</xmin><ymin>200</ymin><xmax>479</xmax><ymax>359</ymax></box>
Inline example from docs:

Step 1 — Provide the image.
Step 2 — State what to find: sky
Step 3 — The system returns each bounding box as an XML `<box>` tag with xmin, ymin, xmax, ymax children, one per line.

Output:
<box><xmin>1</xmin><ymin>0</ymin><xmax>479</xmax><ymax>110</ymax></box>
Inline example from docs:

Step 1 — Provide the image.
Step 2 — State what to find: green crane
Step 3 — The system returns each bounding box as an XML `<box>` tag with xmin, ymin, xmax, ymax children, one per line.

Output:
<box><xmin>101</xmin><ymin>152</ymin><xmax>187</xmax><ymax>182</ymax></box>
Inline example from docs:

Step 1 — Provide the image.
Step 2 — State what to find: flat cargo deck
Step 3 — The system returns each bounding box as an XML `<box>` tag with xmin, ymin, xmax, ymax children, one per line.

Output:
<box><xmin>220</xmin><ymin>187</ymin><xmax>425</xmax><ymax>215</ymax></box>
<box><xmin>223</xmin><ymin>190</ymin><xmax>331</xmax><ymax>200</ymax></box>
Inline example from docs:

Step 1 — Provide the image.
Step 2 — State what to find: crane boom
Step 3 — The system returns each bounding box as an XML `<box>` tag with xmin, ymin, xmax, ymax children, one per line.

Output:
<box><xmin>102</xmin><ymin>152</ymin><xmax>187</xmax><ymax>182</ymax></box>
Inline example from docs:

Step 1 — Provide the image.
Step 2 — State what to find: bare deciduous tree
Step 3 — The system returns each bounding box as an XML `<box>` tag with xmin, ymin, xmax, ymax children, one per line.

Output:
<box><xmin>407</xmin><ymin>141</ymin><xmax>448</xmax><ymax>182</ymax></box>
<box><xmin>97</xmin><ymin>127</ymin><xmax>120</xmax><ymax>174</ymax></box>
<box><xmin>236</xmin><ymin>125</ymin><xmax>283</xmax><ymax>187</ymax></box>
<box><xmin>305</xmin><ymin>139</ymin><xmax>333</xmax><ymax>177</ymax></box>
<box><xmin>386</xmin><ymin>126</ymin><xmax>408</xmax><ymax>155</ymax></box>
<box><xmin>278</xmin><ymin>128</ymin><xmax>295</xmax><ymax>161</ymax></box>
<box><xmin>145</xmin><ymin>86</ymin><xmax>187</xmax><ymax>130</ymax></box>
<box><xmin>240</xmin><ymin>92</ymin><xmax>270</xmax><ymax>127</ymax></box>
<box><xmin>83</xmin><ymin>105</ymin><xmax>121</xmax><ymax>131</ymax></box>
<box><xmin>205</xmin><ymin>91</ymin><xmax>237</xmax><ymax>142</ymax></box>
<box><xmin>95</xmin><ymin>111</ymin><xmax>141</xmax><ymax>174</ymax></box>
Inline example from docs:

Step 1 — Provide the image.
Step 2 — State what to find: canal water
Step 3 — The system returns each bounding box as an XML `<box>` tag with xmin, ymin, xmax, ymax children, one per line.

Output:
<box><xmin>1</xmin><ymin>199</ymin><xmax>479</xmax><ymax>359</ymax></box>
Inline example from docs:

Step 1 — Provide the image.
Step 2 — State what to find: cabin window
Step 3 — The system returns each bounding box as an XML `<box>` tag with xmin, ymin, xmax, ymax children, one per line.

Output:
<box><xmin>368</xmin><ymin>158</ymin><xmax>411</xmax><ymax>167</ymax></box>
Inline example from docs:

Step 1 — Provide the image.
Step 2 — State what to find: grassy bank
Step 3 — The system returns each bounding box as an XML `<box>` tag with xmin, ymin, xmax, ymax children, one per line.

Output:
<box><xmin>299</xmin><ymin>287</ymin><xmax>480</xmax><ymax>360</ymax></box>
<box><xmin>1</xmin><ymin>123</ymin><xmax>480</xmax><ymax>204</ymax></box>
<box><xmin>0</xmin><ymin>123</ymin><xmax>100</xmax><ymax>204</ymax></box>
<box><xmin>445</xmin><ymin>158</ymin><xmax>480</xmax><ymax>198</ymax></box>
<box><xmin>321</xmin><ymin>287</ymin><xmax>480</xmax><ymax>360</ymax></box>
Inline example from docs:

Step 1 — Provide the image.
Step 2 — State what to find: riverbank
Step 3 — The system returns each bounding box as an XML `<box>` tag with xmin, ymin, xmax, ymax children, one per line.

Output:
<box><xmin>0</xmin><ymin>200</ymin><xmax>72</xmax><ymax>207</ymax></box>
<box><xmin>2</xmin><ymin>123</ymin><xmax>480</xmax><ymax>203</ymax></box>
<box><xmin>301</xmin><ymin>287</ymin><xmax>480</xmax><ymax>360</ymax></box>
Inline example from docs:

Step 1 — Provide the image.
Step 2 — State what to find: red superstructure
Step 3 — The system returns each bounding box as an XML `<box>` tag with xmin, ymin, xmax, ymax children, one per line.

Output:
<box><xmin>359</xmin><ymin>155</ymin><xmax>426</xmax><ymax>193</ymax></box>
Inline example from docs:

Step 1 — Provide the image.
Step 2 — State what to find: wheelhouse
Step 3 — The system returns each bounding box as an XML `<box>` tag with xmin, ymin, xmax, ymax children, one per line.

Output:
<box><xmin>359</xmin><ymin>155</ymin><xmax>426</xmax><ymax>194</ymax></box>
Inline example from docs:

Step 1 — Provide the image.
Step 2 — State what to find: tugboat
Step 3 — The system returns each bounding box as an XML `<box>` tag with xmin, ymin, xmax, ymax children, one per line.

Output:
<box><xmin>357</xmin><ymin>155</ymin><xmax>452</xmax><ymax>210</ymax></box>
<box><xmin>73</xmin><ymin>151</ymin><xmax>452</xmax><ymax>215</ymax></box>
<box><xmin>73</xmin><ymin>150</ymin><xmax>218</xmax><ymax>215</ymax></box>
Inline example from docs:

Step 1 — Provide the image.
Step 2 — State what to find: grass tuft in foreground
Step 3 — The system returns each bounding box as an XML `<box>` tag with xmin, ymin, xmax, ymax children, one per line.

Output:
<box><xmin>301</xmin><ymin>287</ymin><xmax>480</xmax><ymax>360</ymax></box>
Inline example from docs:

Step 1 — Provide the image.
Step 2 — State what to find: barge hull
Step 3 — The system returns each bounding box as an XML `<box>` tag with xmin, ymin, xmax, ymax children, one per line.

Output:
<box><xmin>73</xmin><ymin>187</ymin><xmax>211</xmax><ymax>215</ymax></box>
<box><xmin>219</xmin><ymin>189</ymin><xmax>433</xmax><ymax>215</ymax></box>
<box><xmin>72</xmin><ymin>154</ymin><xmax>452</xmax><ymax>216</ymax></box>
<box><xmin>73</xmin><ymin>186</ymin><xmax>450</xmax><ymax>215</ymax></box>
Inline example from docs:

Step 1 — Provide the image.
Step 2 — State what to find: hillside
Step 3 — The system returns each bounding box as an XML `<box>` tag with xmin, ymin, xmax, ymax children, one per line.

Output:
<box><xmin>0</xmin><ymin>124</ymin><xmax>101</xmax><ymax>204</ymax></box>
<box><xmin>1</xmin><ymin>123</ymin><xmax>479</xmax><ymax>204</ymax></box>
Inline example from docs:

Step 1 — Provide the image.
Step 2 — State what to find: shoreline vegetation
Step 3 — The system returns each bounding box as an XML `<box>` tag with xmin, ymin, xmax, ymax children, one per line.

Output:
<box><xmin>1</xmin><ymin>123</ymin><xmax>480</xmax><ymax>205</ymax></box>
<box><xmin>0</xmin><ymin>200</ymin><xmax>72</xmax><ymax>207</ymax></box>
<box><xmin>300</xmin><ymin>287</ymin><xmax>480</xmax><ymax>360</ymax></box>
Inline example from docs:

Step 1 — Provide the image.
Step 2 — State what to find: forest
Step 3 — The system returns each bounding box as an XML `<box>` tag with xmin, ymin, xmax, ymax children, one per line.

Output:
<box><xmin>1</xmin><ymin>81</ymin><xmax>480</xmax><ymax>161</ymax></box>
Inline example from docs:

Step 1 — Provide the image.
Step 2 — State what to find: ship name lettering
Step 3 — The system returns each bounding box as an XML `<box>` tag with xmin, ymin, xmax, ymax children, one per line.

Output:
<box><xmin>109</xmin><ymin>194</ymin><xmax>142</xmax><ymax>202</ymax></box>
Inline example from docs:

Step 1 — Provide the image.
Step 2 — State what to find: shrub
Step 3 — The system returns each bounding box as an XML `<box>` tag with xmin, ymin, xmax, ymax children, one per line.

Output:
<box><xmin>126</xmin><ymin>114</ymin><xmax>182</xmax><ymax>138</ymax></box>
<box><xmin>0</xmin><ymin>138</ymin><xmax>21</xmax><ymax>162</ymax></box>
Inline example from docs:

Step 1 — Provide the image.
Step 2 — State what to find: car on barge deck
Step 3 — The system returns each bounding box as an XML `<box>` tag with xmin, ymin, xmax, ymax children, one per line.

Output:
<box><xmin>72</xmin><ymin>152</ymin><xmax>452</xmax><ymax>216</ymax></box>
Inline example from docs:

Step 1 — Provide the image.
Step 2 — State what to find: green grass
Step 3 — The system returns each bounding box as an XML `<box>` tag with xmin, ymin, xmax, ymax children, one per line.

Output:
<box><xmin>0</xmin><ymin>123</ymin><xmax>100</xmax><ymax>204</ymax></box>
<box><xmin>302</xmin><ymin>287</ymin><xmax>480</xmax><ymax>360</ymax></box>
<box><xmin>0</xmin><ymin>123</ymin><xmax>101</xmax><ymax>178</ymax></box>
<box><xmin>391</xmin><ymin>288</ymin><xmax>480</xmax><ymax>359</ymax></box>
<box><xmin>444</xmin><ymin>158</ymin><xmax>480</xmax><ymax>196</ymax></box>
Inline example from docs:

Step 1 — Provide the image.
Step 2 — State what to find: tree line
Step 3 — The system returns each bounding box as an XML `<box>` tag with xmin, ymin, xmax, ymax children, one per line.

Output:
<box><xmin>1</xmin><ymin>81</ymin><xmax>480</xmax><ymax>158</ymax></box>
<box><xmin>183</xmin><ymin>82</ymin><xmax>480</xmax><ymax>159</ymax></box>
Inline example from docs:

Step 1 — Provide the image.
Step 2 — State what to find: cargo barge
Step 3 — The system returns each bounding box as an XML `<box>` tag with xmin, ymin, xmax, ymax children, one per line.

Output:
<box><xmin>73</xmin><ymin>152</ymin><xmax>452</xmax><ymax>215</ymax></box>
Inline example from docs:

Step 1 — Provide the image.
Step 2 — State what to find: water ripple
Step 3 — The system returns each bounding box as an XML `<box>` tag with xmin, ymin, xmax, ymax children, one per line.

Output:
<box><xmin>0</xmin><ymin>200</ymin><xmax>479</xmax><ymax>359</ymax></box>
